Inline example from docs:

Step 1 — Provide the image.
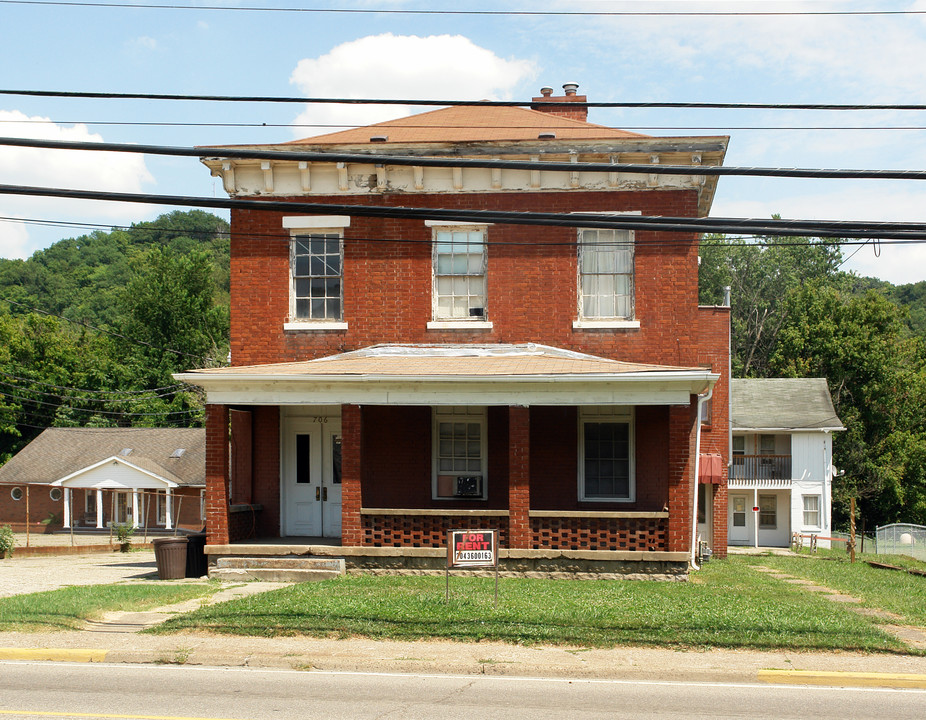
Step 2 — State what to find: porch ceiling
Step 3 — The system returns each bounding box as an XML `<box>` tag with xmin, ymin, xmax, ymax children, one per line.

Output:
<box><xmin>175</xmin><ymin>343</ymin><xmax>718</xmax><ymax>407</ymax></box>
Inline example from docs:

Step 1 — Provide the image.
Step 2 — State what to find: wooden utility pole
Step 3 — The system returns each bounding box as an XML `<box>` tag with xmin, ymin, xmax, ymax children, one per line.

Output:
<box><xmin>850</xmin><ymin>497</ymin><xmax>857</xmax><ymax>563</ymax></box>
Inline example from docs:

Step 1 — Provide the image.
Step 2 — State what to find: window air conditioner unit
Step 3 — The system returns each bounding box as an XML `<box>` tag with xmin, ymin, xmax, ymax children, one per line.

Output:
<box><xmin>455</xmin><ymin>476</ymin><xmax>483</xmax><ymax>498</ymax></box>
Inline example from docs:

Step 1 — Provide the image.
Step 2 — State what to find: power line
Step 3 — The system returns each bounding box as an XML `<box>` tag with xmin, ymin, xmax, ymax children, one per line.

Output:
<box><xmin>3</xmin><ymin>89</ymin><xmax>926</xmax><ymax>111</ymax></box>
<box><xmin>6</xmin><ymin>119</ymin><xmax>926</xmax><ymax>132</ymax></box>
<box><xmin>5</xmin><ymin>136</ymin><xmax>926</xmax><ymax>182</ymax></box>
<box><xmin>1</xmin><ymin>183</ymin><xmax>925</xmax><ymax>241</ymax></box>
<box><xmin>0</xmin><ymin>370</ymin><xmax>186</xmax><ymax>397</ymax></box>
<box><xmin>0</xmin><ymin>297</ymin><xmax>221</xmax><ymax>363</ymax></box>
<box><xmin>2</xmin><ymin>1</ymin><xmax>923</xmax><ymax>18</ymax></box>
<box><xmin>0</xmin><ymin>213</ymin><xmax>865</xmax><ymax>249</ymax></box>
<box><xmin>0</xmin><ymin>386</ymin><xmax>202</xmax><ymax>417</ymax></box>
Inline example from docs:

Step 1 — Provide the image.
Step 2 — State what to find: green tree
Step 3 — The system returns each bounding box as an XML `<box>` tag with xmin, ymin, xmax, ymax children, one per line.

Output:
<box><xmin>770</xmin><ymin>283</ymin><xmax>926</xmax><ymax>526</ymax></box>
<box><xmin>699</xmin><ymin>235</ymin><xmax>842</xmax><ymax>376</ymax></box>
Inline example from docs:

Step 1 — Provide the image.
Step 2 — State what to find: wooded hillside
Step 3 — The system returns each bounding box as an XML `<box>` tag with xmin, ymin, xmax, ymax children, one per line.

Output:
<box><xmin>0</xmin><ymin>211</ymin><xmax>229</xmax><ymax>462</ymax></box>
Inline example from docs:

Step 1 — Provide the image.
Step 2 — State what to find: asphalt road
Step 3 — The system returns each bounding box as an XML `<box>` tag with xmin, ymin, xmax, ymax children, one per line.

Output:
<box><xmin>2</xmin><ymin>661</ymin><xmax>925</xmax><ymax>720</ymax></box>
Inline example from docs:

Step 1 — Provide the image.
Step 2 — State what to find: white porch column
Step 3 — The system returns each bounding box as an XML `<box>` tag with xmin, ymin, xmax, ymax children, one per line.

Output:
<box><xmin>753</xmin><ymin>488</ymin><xmax>759</xmax><ymax>548</ymax></box>
<box><xmin>132</xmin><ymin>490</ymin><xmax>140</xmax><ymax>529</ymax></box>
<box><xmin>62</xmin><ymin>488</ymin><xmax>71</xmax><ymax>529</ymax></box>
<box><xmin>96</xmin><ymin>489</ymin><xmax>104</xmax><ymax>528</ymax></box>
<box><xmin>165</xmin><ymin>488</ymin><xmax>173</xmax><ymax>530</ymax></box>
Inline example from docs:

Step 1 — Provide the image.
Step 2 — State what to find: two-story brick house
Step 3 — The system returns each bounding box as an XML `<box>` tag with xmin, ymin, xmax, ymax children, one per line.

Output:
<box><xmin>178</xmin><ymin>84</ymin><xmax>731</xmax><ymax>578</ymax></box>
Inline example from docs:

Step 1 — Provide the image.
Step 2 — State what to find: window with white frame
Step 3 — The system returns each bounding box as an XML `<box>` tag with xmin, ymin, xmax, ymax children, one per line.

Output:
<box><xmin>432</xmin><ymin>226</ymin><xmax>487</xmax><ymax>321</ymax></box>
<box><xmin>758</xmin><ymin>494</ymin><xmax>777</xmax><ymax>528</ymax></box>
<box><xmin>578</xmin><ymin>228</ymin><xmax>634</xmax><ymax>320</ymax></box>
<box><xmin>579</xmin><ymin>407</ymin><xmax>634</xmax><ymax>501</ymax></box>
<box><xmin>803</xmin><ymin>495</ymin><xmax>821</xmax><ymax>527</ymax></box>
<box><xmin>433</xmin><ymin>407</ymin><xmax>487</xmax><ymax>500</ymax></box>
<box><xmin>291</xmin><ymin>232</ymin><xmax>343</xmax><ymax>321</ymax></box>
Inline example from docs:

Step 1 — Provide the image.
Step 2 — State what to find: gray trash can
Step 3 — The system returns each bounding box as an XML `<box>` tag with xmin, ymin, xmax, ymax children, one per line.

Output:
<box><xmin>153</xmin><ymin>536</ymin><xmax>188</xmax><ymax>580</ymax></box>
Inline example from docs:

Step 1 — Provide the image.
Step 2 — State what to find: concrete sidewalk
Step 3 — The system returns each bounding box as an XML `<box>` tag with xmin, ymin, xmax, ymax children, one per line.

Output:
<box><xmin>2</xmin><ymin>552</ymin><xmax>926</xmax><ymax>688</ymax></box>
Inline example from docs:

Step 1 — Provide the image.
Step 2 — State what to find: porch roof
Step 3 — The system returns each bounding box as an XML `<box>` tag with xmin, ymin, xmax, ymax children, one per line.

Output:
<box><xmin>176</xmin><ymin>344</ymin><xmax>718</xmax><ymax>407</ymax></box>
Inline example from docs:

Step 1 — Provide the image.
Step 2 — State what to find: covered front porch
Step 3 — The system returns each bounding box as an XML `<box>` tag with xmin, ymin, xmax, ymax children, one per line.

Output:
<box><xmin>178</xmin><ymin>344</ymin><xmax>718</xmax><ymax>575</ymax></box>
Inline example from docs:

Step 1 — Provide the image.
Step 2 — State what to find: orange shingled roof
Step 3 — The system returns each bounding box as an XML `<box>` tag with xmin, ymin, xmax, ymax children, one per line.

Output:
<box><xmin>285</xmin><ymin>104</ymin><xmax>647</xmax><ymax>146</ymax></box>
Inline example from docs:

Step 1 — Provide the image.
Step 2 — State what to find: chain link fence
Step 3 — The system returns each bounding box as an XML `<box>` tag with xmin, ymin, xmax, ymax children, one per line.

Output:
<box><xmin>874</xmin><ymin>523</ymin><xmax>926</xmax><ymax>561</ymax></box>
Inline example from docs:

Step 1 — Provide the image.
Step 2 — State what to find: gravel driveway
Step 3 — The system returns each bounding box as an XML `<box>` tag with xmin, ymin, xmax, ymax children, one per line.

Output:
<box><xmin>0</xmin><ymin>551</ymin><xmax>158</xmax><ymax>597</ymax></box>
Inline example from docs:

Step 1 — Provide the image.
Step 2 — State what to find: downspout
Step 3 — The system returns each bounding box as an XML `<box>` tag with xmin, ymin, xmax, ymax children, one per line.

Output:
<box><xmin>691</xmin><ymin>386</ymin><xmax>714</xmax><ymax>569</ymax></box>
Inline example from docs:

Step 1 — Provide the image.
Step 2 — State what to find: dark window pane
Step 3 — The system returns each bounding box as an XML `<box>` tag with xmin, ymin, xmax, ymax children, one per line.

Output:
<box><xmin>295</xmin><ymin>256</ymin><xmax>310</xmax><ymax>276</ymax></box>
<box><xmin>331</xmin><ymin>435</ymin><xmax>342</xmax><ymax>485</ymax></box>
<box><xmin>311</xmin><ymin>299</ymin><xmax>325</xmax><ymax>318</ymax></box>
<box><xmin>310</xmin><ymin>255</ymin><xmax>326</xmax><ymax>275</ymax></box>
<box><xmin>295</xmin><ymin>299</ymin><xmax>310</xmax><ymax>318</ymax></box>
<box><xmin>296</xmin><ymin>435</ymin><xmax>311</xmax><ymax>484</ymax></box>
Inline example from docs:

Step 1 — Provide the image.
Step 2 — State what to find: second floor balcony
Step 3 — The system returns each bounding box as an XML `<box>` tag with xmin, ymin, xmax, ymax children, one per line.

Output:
<box><xmin>730</xmin><ymin>455</ymin><xmax>792</xmax><ymax>486</ymax></box>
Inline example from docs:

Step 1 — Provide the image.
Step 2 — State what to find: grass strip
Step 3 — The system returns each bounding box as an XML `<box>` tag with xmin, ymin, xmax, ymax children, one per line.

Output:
<box><xmin>741</xmin><ymin>553</ymin><xmax>926</xmax><ymax>627</ymax></box>
<box><xmin>0</xmin><ymin>583</ymin><xmax>218</xmax><ymax>632</ymax></box>
<box><xmin>152</xmin><ymin>559</ymin><xmax>906</xmax><ymax>652</ymax></box>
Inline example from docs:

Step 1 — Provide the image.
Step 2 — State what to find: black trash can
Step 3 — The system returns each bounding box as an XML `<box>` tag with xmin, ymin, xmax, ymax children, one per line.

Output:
<box><xmin>185</xmin><ymin>533</ymin><xmax>208</xmax><ymax>578</ymax></box>
<box><xmin>153</xmin><ymin>536</ymin><xmax>188</xmax><ymax>580</ymax></box>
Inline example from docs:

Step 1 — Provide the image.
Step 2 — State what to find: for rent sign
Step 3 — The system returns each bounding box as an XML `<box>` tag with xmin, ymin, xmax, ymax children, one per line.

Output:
<box><xmin>447</xmin><ymin>529</ymin><xmax>498</xmax><ymax>568</ymax></box>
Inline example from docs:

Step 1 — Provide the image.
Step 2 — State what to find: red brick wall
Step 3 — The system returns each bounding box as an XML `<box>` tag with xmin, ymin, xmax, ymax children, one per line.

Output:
<box><xmin>667</xmin><ymin>400</ymin><xmax>697</xmax><ymax>554</ymax></box>
<box><xmin>205</xmin><ymin>404</ymin><xmax>230</xmax><ymax>545</ymax></box>
<box><xmin>228</xmin><ymin>189</ymin><xmax>702</xmax><ymax>368</ymax></box>
<box><xmin>340</xmin><ymin>404</ymin><xmax>362</xmax><ymax>546</ymax></box>
<box><xmin>250</xmin><ymin>406</ymin><xmax>280</xmax><ymax>538</ymax></box>
<box><xmin>697</xmin><ymin>306</ymin><xmax>731</xmax><ymax>558</ymax></box>
<box><xmin>508</xmin><ymin>406</ymin><xmax>531</xmax><ymax>548</ymax></box>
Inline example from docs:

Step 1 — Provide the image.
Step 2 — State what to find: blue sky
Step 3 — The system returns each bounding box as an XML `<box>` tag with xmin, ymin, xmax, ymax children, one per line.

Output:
<box><xmin>2</xmin><ymin>0</ymin><xmax>926</xmax><ymax>284</ymax></box>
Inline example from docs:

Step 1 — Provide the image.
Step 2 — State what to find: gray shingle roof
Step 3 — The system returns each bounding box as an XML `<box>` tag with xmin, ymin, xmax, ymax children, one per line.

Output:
<box><xmin>0</xmin><ymin>427</ymin><xmax>205</xmax><ymax>487</ymax></box>
<box><xmin>731</xmin><ymin>378</ymin><xmax>844</xmax><ymax>431</ymax></box>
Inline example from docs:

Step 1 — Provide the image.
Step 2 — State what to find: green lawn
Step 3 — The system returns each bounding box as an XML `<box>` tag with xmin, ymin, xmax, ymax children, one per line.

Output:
<box><xmin>739</xmin><ymin>553</ymin><xmax>926</xmax><ymax>627</ymax></box>
<box><xmin>0</xmin><ymin>583</ymin><xmax>218</xmax><ymax>632</ymax></box>
<box><xmin>152</xmin><ymin>558</ymin><xmax>914</xmax><ymax>652</ymax></box>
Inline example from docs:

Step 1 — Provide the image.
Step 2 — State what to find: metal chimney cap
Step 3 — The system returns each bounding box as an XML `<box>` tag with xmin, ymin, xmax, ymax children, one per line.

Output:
<box><xmin>562</xmin><ymin>82</ymin><xmax>580</xmax><ymax>95</ymax></box>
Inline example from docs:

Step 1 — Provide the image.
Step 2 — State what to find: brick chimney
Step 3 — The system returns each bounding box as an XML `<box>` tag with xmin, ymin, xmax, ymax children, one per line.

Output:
<box><xmin>530</xmin><ymin>82</ymin><xmax>588</xmax><ymax>122</ymax></box>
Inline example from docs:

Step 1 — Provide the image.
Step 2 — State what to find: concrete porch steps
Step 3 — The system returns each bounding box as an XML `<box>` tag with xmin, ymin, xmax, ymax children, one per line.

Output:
<box><xmin>209</xmin><ymin>556</ymin><xmax>345</xmax><ymax>583</ymax></box>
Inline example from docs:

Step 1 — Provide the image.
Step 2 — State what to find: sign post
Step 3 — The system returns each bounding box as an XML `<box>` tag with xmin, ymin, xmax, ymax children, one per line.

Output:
<box><xmin>446</xmin><ymin>529</ymin><xmax>499</xmax><ymax>607</ymax></box>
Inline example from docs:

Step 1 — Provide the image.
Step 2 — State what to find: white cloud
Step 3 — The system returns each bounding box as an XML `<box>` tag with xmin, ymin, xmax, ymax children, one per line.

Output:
<box><xmin>713</xmin><ymin>182</ymin><xmax>926</xmax><ymax>285</ymax></box>
<box><xmin>0</xmin><ymin>111</ymin><xmax>154</xmax><ymax>258</ymax></box>
<box><xmin>289</xmin><ymin>34</ymin><xmax>537</xmax><ymax>134</ymax></box>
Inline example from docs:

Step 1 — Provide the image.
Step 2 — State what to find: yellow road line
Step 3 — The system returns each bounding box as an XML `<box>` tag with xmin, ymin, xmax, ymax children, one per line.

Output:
<box><xmin>759</xmin><ymin>669</ymin><xmax>926</xmax><ymax>689</ymax></box>
<box><xmin>0</xmin><ymin>712</ymin><xmax>247</xmax><ymax>720</ymax></box>
<box><xmin>0</xmin><ymin>649</ymin><xmax>107</xmax><ymax>663</ymax></box>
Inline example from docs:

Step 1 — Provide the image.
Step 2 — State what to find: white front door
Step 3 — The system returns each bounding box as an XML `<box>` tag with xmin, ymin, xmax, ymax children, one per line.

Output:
<box><xmin>283</xmin><ymin>418</ymin><xmax>342</xmax><ymax>538</ymax></box>
<box><xmin>729</xmin><ymin>494</ymin><xmax>750</xmax><ymax>544</ymax></box>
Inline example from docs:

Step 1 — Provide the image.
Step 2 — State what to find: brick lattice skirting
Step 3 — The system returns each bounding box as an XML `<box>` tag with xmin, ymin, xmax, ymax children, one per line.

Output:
<box><xmin>531</xmin><ymin>516</ymin><xmax>668</xmax><ymax>552</ymax></box>
<box><xmin>362</xmin><ymin>514</ymin><xmax>510</xmax><ymax>548</ymax></box>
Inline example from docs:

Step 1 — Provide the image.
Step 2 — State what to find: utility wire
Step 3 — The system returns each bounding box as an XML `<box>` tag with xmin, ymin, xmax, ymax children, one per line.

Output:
<box><xmin>5</xmin><ymin>136</ymin><xmax>926</xmax><ymax>182</ymax></box>
<box><xmin>3</xmin><ymin>89</ymin><xmax>926</xmax><ymax>111</ymax></box>
<box><xmin>0</xmin><ymin>297</ymin><xmax>221</xmax><ymax>363</ymax></box>
<box><xmin>0</xmin><ymin>214</ymin><xmax>870</xmax><ymax>248</ymax></box>
<box><xmin>7</xmin><ymin>119</ymin><xmax>926</xmax><ymax>132</ymax></box>
<box><xmin>0</xmin><ymin>387</ymin><xmax>202</xmax><ymax>417</ymax></box>
<box><xmin>1</xmin><ymin>1</ymin><xmax>924</xmax><ymax>18</ymax></box>
<box><xmin>0</xmin><ymin>370</ymin><xmax>185</xmax><ymax>396</ymax></box>
<box><xmin>1</xmin><ymin>184</ymin><xmax>925</xmax><ymax>241</ymax></box>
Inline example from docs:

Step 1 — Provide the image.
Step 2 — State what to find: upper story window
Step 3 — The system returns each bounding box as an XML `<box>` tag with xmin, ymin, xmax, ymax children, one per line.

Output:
<box><xmin>577</xmin><ymin>228</ymin><xmax>634</xmax><ymax>321</ymax></box>
<box><xmin>578</xmin><ymin>406</ymin><xmax>634</xmax><ymax>502</ymax></box>
<box><xmin>292</xmin><ymin>233</ymin><xmax>342</xmax><ymax>321</ymax></box>
<box><xmin>429</xmin><ymin>223</ymin><xmax>488</xmax><ymax>322</ymax></box>
<box><xmin>283</xmin><ymin>216</ymin><xmax>350</xmax><ymax>329</ymax></box>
